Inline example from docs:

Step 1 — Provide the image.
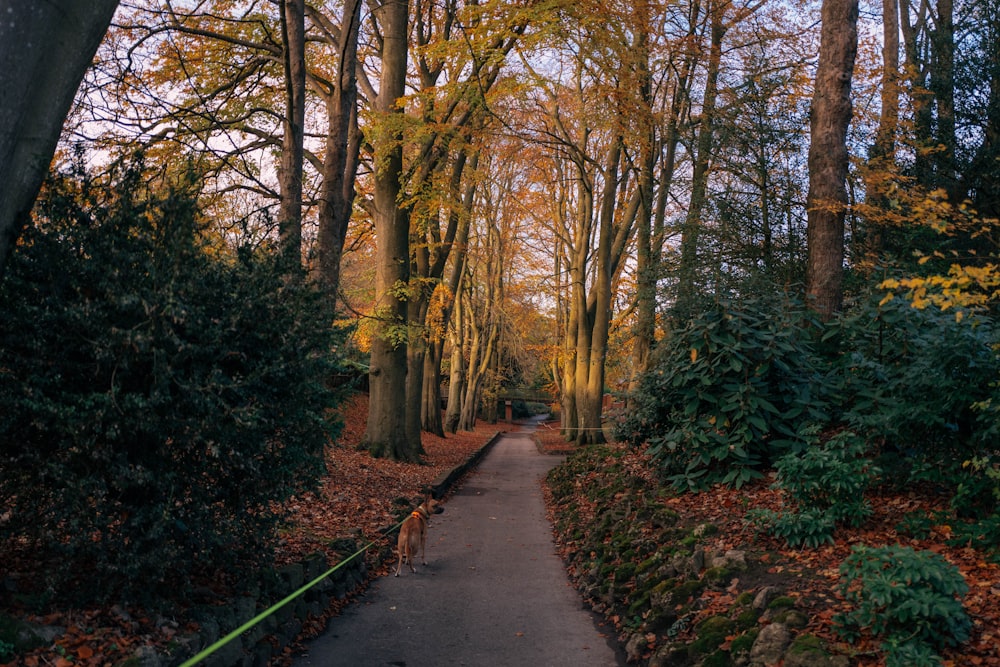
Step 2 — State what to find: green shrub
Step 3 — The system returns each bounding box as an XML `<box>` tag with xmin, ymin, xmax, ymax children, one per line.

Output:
<box><xmin>748</xmin><ymin>507</ymin><xmax>837</xmax><ymax>548</ymax></box>
<box><xmin>834</xmin><ymin>544</ymin><xmax>971</xmax><ymax>664</ymax></box>
<box><xmin>882</xmin><ymin>639</ymin><xmax>945</xmax><ymax>667</ymax></box>
<box><xmin>747</xmin><ymin>430</ymin><xmax>878</xmax><ymax>547</ymax></box>
<box><xmin>972</xmin><ymin>389</ymin><xmax>1000</xmax><ymax>451</ymax></box>
<box><xmin>895</xmin><ymin>462</ymin><xmax>1000</xmax><ymax>557</ymax></box>
<box><xmin>616</xmin><ymin>292</ymin><xmax>829</xmax><ymax>491</ymax></box>
<box><xmin>895</xmin><ymin>511</ymin><xmax>937</xmax><ymax>539</ymax></box>
<box><xmin>0</xmin><ymin>160</ymin><xmax>344</xmax><ymax>604</ymax></box>
<box><xmin>947</xmin><ymin>513</ymin><xmax>1000</xmax><ymax>558</ymax></box>
<box><xmin>951</xmin><ymin>455</ymin><xmax>1000</xmax><ymax>519</ymax></box>
<box><xmin>776</xmin><ymin>430</ymin><xmax>877</xmax><ymax>526</ymax></box>
<box><xmin>824</xmin><ymin>294</ymin><xmax>999</xmax><ymax>473</ymax></box>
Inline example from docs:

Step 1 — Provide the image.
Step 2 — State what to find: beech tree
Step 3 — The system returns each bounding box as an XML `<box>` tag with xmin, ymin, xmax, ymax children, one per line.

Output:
<box><xmin>517</xmin><ymin>2</ymin><xmax>653</xmax><ymax>444</ymax></box>
<box><xmin>80</xmin><ymin>1</ymin><xmax>362</xmax><ymax>296</ymax></box>
<box><xmin>453</xmin><ymin>184</ymin><xmax>507</xmax><ymax>432</ymax></box>
<box><xmin>309</xmin><ymin>0</ymin><xmax>363</xmax><ymax>299</ymax></box>
<box><xmin>400</xmin><ymin>0</ymin><xmax>529</xmax><ymax>444</ymax></box>
<box><xmin>361</xmin><ymin>0</ymin><xmax>412</xmax><ymax>459</ymax></box>
<box><xmin>627</xmin><ymin>0</ymin><xmax>660</xmax><ymax>390</ymax></box>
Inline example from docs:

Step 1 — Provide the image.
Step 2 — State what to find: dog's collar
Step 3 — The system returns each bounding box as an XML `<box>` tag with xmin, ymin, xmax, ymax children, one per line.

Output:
<box><xmin>411</xmin><ymin>510</ymin><xmax>426</xmax><ymax>519</ymax></box>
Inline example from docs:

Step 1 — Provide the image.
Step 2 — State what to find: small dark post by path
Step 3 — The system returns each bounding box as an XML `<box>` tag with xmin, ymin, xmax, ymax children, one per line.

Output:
<box><xmin>293</xmin><ymin>428</ymin><xmax>624</xmax><ymax>667</ymax></box>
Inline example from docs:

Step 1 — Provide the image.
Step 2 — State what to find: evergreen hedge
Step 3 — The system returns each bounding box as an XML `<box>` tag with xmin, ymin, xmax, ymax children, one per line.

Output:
<box><xmin>0</xmin><ymin>162</ymin><xmax>344</xmax><ymax>604</ymax></box>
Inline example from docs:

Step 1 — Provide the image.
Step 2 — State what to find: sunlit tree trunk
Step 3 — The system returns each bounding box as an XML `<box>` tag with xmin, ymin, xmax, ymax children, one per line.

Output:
<box><xmin>562</xmin><ymin>159</ymin><xmax>593</xmax><ymax>440</ymax></box>
<box><xmin>456</xmin><ymin>211</ymin><xmax>504</xmax><ymax>431</ymax></box>
<box><xmin>444</xmin><ymin>298</ymin><xmax>466</xmax><ymax>434</ymax></box>
<box><xmin>551</xmin><ymin>229</ymin><xmax>566</xmax><ymax>402</ymax></box>
<box><xmin>0</xmin><ymin>0</ymin><xmax>120</xmax><ymax>279</ymax></box>
<box><xmin>457</xmin><ymin>292</ymin><xmax>501</xmax><ymax>432</ymax></box>
<box><xmin>630</xmin><ymin>6</ymin><xmax>658</xmax><ymax>393</ymax></box>
<box><xmin>806</xmin><ymin>0</ymin><xmax>859</xmax><ymax>320</ymax></box>
<box><xmin>576</xmin><ymin>140</ymin><xmax>623</xmax><ymax>445</ymax></box>
<box><xmin>422</xmin><ymin>150</ymin><xmax>478</xmax><ymax>436</ymax></box>
<box><xmin>363</xmin><ymin>0</ymin><xmax>415</xmax><ymax>460</ymax></box>
<box><xmin>458</xmin><ymin>292</ymin><xmax>482</xmax><ymax>431</ymax></box>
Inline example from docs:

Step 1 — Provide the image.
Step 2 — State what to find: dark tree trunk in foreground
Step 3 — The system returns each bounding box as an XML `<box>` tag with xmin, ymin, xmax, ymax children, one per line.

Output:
<box><xmin>363</xmin><ymin>0</ymin><xmax>417</xmax><ymax>461</ymax></box>
<box><xmin>806</xmin><ymin>0</ymin><xmax>859</xmax><ymax>320</ymax></box>
<box><xmin>0</xmin><ymin>0</ymin><xmax>120</xmax><ymax>279</ymax></box>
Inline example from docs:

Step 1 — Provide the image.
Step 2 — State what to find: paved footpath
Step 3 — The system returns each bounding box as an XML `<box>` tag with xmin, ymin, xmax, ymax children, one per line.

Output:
<box><xmin>293</xmin><ymin>428</ymin><xmax>625</xmax><ymax>667</ymax></box>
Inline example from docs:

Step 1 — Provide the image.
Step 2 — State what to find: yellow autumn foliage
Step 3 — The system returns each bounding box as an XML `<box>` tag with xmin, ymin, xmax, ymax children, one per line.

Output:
<box><xmin>881</xmin><ymin>263</ymin><xmax>1000</xmax><ymax>318</ymax></box>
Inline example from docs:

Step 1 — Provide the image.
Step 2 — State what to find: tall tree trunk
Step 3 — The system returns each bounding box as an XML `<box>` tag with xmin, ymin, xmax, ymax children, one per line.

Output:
<box><xmin>630</xmin><ymin>5</ymin><xmax>658</xmax><ymax>394</ymax></box>
<box><xmin>577</xmin><ymin>140</ymin><xmax>623</xmax><ymax>445</ymax></box>
<box><xmin>561</xmin><ymin>292</ymin><xmax>579</xmax><ymax>436</ymax></box>
<box><xmin>629</xmin><ymin>30</ymin><xmax>695</xmax><ymax>399</ymax></box>
<box><xmin>422</xmin><ymin>339</ymin><xmax>445</xmax><ymax>434</ymax></box>
<box><xmin>363</xmin><ymin>0</ymin><xmax>415</xmax><ymax>460</ymax></box>
<box><xmin>458</xmin><ymin>294</ymin><xmax>482</xmax><ymax>431</ymax></box>
<box><xmin>444</xmin><ymin>287</ymin><xmax>466</xmax><ymax>433</ymax></box>
<box><xmin>459</xmin><ymin>289</ymin><xmax>501</xmax><ymax>432</ymax></box>
<box><xmin>862</xmin><ymin>0</ymin><xmax>900</xmax><ymax>263</ymax></box>
<box><xmin>876</xmin><ymin>0</ymin><xmax>901</xmax><ymax>161</ymax></box>
<box><xmin>554</xmin><ymin>226</ymin><xmax>576</xmax><ymax>434</ymax></box>
<box><xmin>562</xmin><ymin>165</ymin><xmax>593</xmax><ymax>440</ymax></box>
<box><xmin>422</xmin><ymin>149</ymin><xmax>479</xmax><ymax>436</ymax></box>
<box><xmin>931</xmin><ymin>0</ymin><xmax>958</xmax><ymax>201</ymax></box>
<box><xmin>676</xmin><ymin>0</ymin><xmax>725</xmax><ymax>317</ymax></box>
<box><xmin>278</xmin><ymin>0</ymin><xmax>306</xmax><ymax>270</ymax></box>
<box><xmin>0</xmin><ymin>0</ymin><xmax>120</xmax><ymax>279</ymax></box>
<box><xmin>631</xmin><ymin>148</ymin><xmax>656</xmax><ymax>392</ymax></box>
<box><xmin>806</xmin><ymin>0</ymin><xmax>859</xmax><ymax>320</ymax></box>
<box><xmin>312</xmin><ymin>0</ymin><xmax>362</xmax><ymax>302</ymax></box>
<box><xmin>900</xmin><ymin>0</ymin><xmax>933</xmax><ymax>185</ymax></box>
<box><xmin>405</xmin><ymin>284</ymin><xmax>432</xmax><ymax>451</ymax></box>
<box><xmin>457</xmin><ymin>218</ymin><xmax>503</xmax><ymax>431</ymax></box>
<box><xmin>551</xmin><ymin>230</ymin><xmax>565</xmax><ymax>402</ymax></box>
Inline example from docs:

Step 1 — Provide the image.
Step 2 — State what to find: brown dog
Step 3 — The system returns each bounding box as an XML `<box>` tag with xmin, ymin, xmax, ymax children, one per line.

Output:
<box><xmin>394</xmin><ymin>494</ymin><xmax>439</xmax><ymax>576</ymax></box>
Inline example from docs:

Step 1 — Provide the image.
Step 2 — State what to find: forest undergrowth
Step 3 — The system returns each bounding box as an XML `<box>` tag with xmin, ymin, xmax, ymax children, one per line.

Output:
<box><xmin>0</xmin><ymin>394</ymin><xmax>499</xmax><ymax>667</ymax></box>
<box><xmin>536</xmin><ymin>427</ymin><xmax>1000</xmax><ymax>667</ymax></box>
<box><xmin>3</xmin><ymin>395</ymin><xmax>998</xmax><ymax>667</ymax></box>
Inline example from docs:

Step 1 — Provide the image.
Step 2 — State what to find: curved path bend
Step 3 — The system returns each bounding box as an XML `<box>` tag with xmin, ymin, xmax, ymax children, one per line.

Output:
<box><xmin>293</xmin><ymin>427</ymin><xmax>624</xmax><ymax>667</ymax></box>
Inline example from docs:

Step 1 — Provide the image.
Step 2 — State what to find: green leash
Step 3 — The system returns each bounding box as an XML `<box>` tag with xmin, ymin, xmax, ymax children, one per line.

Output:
<box><xmin>179</xmin><ymin>522</ymin><xmax>401</xmax><ymax>667</ymax></box>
